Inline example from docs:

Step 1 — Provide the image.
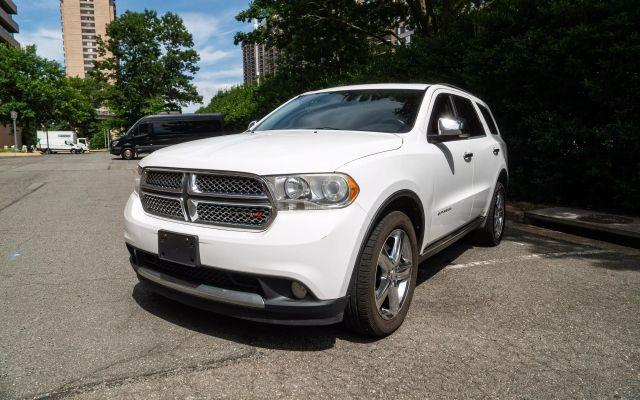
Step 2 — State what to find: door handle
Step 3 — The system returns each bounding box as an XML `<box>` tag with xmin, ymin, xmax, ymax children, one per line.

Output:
<box><xmin>493</xmin><ymin>148</ymin><xmax>500</xmax><ymax>155</ymax></box>
<box><xmin>464</xmin><ymin>152</ymin><xmax>474</xmax><ymax>161</ymax></box>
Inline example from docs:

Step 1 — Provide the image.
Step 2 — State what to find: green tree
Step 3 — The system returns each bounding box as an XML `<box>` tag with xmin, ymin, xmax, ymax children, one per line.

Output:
<box><xmin>0</xmin><ymin>44</ymin><xmax>94</xmax><ymax>145</ymax></box>
<box><xmin>92</xmin><ymin>10</ymin><xmax>202</xmax><ymax>129</ymax></box>
<box><xmin>197</xmin><ymin>84</ymin><xmax>259</xmax><ymax>131</ymax></box>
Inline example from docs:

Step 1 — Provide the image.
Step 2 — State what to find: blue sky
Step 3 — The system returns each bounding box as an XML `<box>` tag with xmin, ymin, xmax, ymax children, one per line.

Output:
<box><xmin>14</xmin><ymin>0</ymin><xmax>251</xmax><ymax>112</ymax></box>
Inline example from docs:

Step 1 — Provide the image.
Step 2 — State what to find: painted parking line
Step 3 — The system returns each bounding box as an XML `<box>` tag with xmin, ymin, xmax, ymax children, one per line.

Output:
<box><xmin>446</xmin><ymin>249</ymin><xmax>612</xmax><ymax>270</ymax></box>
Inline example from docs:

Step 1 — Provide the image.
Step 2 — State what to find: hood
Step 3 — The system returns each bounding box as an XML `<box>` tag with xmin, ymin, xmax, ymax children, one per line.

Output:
<box><xmin>140</xmin><ymin>130</ymin><xmax>403</xmax><ymax>175</ymax></box>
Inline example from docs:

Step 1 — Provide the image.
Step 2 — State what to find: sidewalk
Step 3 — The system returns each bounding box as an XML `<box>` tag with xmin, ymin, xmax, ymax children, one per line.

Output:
<box><xmin>0</xmin><ymin>152</ymin><xmax>42</xmax><ymax>157</ymax></box>
<box><xmin>525</xmin><ymin>207</ymin><xmax>640</xmax><ymax>246</ymax></box>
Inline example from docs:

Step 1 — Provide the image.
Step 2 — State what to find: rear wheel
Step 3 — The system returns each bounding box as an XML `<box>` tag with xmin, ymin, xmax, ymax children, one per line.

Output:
<box><xmin>474</xmin><ymin>181</ymin><xmax>506</xmax><ymax>246</ymax></box>
<box><xmin>121</xmin><ymin>148</ymin><xmax>135</xmax><ymax>160</ymax></box>
<box><xmin>344</xmin><ymin>211</ymin><xmax>418</xmax><ymax>337</ymax></box>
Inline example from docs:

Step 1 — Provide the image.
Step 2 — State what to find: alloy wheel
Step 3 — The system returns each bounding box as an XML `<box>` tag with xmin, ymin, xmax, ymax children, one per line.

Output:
<box><xmin>375</xmin><ymin>229</ymin><xmax>413</xmax><ymax>320</ymax></box>
<box><xmin>494</xmin><ymin>191</ymin><xmax>505</xmax><ymax>238</ymax></box>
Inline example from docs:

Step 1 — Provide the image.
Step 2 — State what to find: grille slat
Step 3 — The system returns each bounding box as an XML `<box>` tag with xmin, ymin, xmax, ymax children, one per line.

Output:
<box><xmin>195</xmin><ymin>202</ymin><xmax>272</xmax><ymax>227</ymax></box>
<box><xmin>194</xmin><ymin>174</ymin><xmax>267</xmax><ymax>198</ymax></box>
<box><xmin>141</xmin><ymin>169</ymin><xmax>275</xmax><ymax>230</ymax></box>
<box><xmin>141</xmin><ymin>194</ymin><xmax>184</xmax><ymax>220</ymax></box>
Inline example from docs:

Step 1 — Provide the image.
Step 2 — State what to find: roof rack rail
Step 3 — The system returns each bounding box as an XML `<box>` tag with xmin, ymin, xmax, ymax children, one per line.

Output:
<box><xmin>436</xmin><ymin>83</ymin><xmax>468</xmax><ymax>93</ymax></box>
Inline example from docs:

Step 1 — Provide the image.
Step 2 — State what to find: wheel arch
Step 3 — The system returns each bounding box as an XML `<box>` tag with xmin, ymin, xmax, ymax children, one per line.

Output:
<box><xmin>497</xmin><ymin>168</ymin><xmax>509</xmax><ymax>192</ymax></box>
<box><xmin>345</xmin><ymin>190</ymin><xmax>426</xmax><ymax>296</ymax></box>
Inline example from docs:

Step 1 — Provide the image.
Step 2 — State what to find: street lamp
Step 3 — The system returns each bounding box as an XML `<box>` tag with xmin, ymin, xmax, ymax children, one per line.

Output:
<box><xmin>10</xmin><ymin>110</ymin><xmax>18</xmax><ymax>155</ymax></box>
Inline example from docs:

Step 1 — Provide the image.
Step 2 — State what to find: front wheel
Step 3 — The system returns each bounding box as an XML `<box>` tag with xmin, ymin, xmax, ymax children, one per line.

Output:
<box><xmin>344</xmin><ymin>211</ymin><xmax>418</xmax><ymax>337</ymax></box>
<box><xmin>121</xmin><ymin>148</ymin><xmax>135</xmax><ymax>160</ymax></box>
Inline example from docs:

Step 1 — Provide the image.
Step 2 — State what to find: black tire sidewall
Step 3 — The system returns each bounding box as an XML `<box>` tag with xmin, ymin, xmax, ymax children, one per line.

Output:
<box><xmin>361</xmin><ymin>211</ymin><xmax>419</xmax><ymax>336</ymax></box>
<box><xmin>486</xmin><ymin>182</ymin><xmax>506</xmax><ymax>245</ymax></box>
<box><xmin>122</xmin><ymin>149</ymin><xmax>134</xmax><ymax>160</ymax></box>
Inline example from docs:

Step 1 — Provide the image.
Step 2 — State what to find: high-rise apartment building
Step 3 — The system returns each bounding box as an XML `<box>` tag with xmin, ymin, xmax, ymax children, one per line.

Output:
<box><xmin>60</xmin><ymin>0</ymin><xmax>116</xmax><ymax>78</ymax></box>
<box><xmin>1</xmin><ymin>0</ymin><xmax>20</xmax><ymax>149</ymax></box>
<box><xmin>0</xmin><ymin>0</ymin><xmax>18</xmax><ymax>48</ymax></box>
<box><xmin>242</xmin><ymin>42</ymin><xmax>279</xmax><ymax>85</ymax></box>
<box><xmin>241</xmin><ymin>20</ymin><xmax>279</xmax><ymax>85</ymax></box>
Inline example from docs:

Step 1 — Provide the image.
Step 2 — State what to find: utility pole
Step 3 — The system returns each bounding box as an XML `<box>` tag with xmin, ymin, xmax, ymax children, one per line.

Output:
<box><xmin>10</xmin><ymin>110</ymin><xmax>18</xmax><ymax>156</ymax></box>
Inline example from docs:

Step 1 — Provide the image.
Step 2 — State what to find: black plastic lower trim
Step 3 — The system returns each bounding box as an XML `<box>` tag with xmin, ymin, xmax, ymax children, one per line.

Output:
<box><xmin>129</xmin><ymin>247</ymin><xmax>347</xmax><ymax>326</ymax></box>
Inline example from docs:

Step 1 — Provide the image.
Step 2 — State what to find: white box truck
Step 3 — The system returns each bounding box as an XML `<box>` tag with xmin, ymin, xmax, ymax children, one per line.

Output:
<box><xmin>37</xmin><ymin>131</ymin><xmax>88</xmax><ymax>154</ymax></box>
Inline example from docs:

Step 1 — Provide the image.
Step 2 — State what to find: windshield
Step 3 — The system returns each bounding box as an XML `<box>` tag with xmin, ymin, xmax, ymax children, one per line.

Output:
<box><xmin>254</xmin><ymin>89</ymin><xmax>425</xmax><ymax>134</ymax></box>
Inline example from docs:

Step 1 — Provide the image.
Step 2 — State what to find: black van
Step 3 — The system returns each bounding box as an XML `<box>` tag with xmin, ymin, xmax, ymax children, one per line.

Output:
<box><xmin>110</xmin><ymin>113</ymin><xmax>225</xmax><ymax>160</ymax></box>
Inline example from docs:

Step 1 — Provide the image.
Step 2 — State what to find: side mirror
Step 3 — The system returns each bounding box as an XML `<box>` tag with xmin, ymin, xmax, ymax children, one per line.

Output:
<box><xmin>429</xmin><ymin>117</ymin><xmax>469</xmax><ymax>141</ymax></box>
<box><xmin>247</xmin><ymin>120</ymin><xmax>258</xmax><ymax>131</ymax></box>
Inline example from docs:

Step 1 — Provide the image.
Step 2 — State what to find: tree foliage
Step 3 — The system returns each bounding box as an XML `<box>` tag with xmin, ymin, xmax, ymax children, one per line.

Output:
<box><xmin>202</xmin><ymin>0</ymin><xmax>640</xmax><ymax>213</ymax></box>
<box><xmin>93</xmin><ymin>10</ymin><xmax>202</xmax><ymax>129</ymax></box>
<box><xmin>0</xmin><ymin>44</ymin><xmax>96</xmax><ymax>144</ymax></box>
<box><xmin>198</xmin><ymin>85</ymin><xmax>260</xmax><ymax>131</ymax></box>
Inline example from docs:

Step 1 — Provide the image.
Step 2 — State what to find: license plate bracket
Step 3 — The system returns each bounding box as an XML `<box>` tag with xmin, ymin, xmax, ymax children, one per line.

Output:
<box><xmin>158</xmin><ymin>230</ymin><xmax>199</xmax><ymax>267</ymax></box>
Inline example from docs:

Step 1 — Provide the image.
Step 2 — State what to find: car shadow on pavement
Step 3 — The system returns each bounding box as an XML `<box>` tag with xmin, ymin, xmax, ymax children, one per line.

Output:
<box><xmin>130</xmin><ymin>242</ymin><xmax>471</xmax><ymax>351</ymax></box>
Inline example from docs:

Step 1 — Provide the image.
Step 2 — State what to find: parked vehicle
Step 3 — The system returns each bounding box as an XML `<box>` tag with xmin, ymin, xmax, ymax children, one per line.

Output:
<box><xmin>37</xmin><ymin>131</ymin><xmax>85</xmax><ymax>154</ymax></box>
<box><xmin>123</xmin><ymin>84</ymin><xmax>508</xmax><ymax>336</ymax></box>
<box><xmin>110</xmin><ymin>113</ymin><xmax>225</xmax><ymax>160</ymax></box>
<box><xmin>77</xmin><ymin>138</ymin><xmax>89</xmax><ymax>153</ymax></box>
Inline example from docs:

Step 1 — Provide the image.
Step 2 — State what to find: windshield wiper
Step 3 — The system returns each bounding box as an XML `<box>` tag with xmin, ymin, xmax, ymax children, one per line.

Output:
<box><xmin>311</xmin><ymin>127</ymin><xmax>342</xmax><ymax>130</ymax></box>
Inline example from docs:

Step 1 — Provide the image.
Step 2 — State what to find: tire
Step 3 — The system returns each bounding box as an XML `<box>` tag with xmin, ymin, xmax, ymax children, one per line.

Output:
<box><xmin>71</xmin><ymin>149</ymin><xmax>76</xmax><ymax>154</ymax></box>
<box><xmin>121</xmin><ymin>148</ymin><xmax>135</xmax><ymax>160</ymax></box>
<box><xmin>344</xmin><ymin>211</ymin><xmax>419</xmax><ymax>337</ymax></box>
<box><xmin>45</xmin><ymin>148</ymin><xmax>52</xmax><ymax>154</ymax></box>
<box><xmin>474</xmin><ymin>181</ymin><xmax>506</xmax><ymax>246</ymax></box>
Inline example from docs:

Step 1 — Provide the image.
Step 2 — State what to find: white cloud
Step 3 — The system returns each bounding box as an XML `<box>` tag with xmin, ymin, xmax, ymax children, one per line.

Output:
<box><xmin>198</xmin><ymin>67</ymin><xmax>243</xmax><ymax>80</ymax></box>
<box><xmin>16</xmin><ymin>27</ymin><xmax>64</xmax><ymax>63</ymax></box>
<box><xmin>183</xmin><ymin>79</ymin><xmax>241</xmax><ymax>113</ymax></box>
<box><xmin>180</xmin><ymin>12</ymin><xmax>222</xmax><ymax>47</ymax></box>
<box><xmin>198</xmin><ymin>47</ymin><xmax>235</xmax><ymax>65</ymax></box>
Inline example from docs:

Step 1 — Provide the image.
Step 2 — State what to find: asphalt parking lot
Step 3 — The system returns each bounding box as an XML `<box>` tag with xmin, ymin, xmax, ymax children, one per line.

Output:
<box><xmin>1</xmin><ymin>152</ymin><xmax>638</xmax><ymax>400</ymax></box>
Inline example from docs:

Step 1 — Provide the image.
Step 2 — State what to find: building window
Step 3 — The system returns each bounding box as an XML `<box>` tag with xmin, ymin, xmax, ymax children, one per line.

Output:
<box><xmin>84</xmin><ymin>60</ymin><xmax>95</xmax><ymax>65</ymax></box>
<box><xmin>80</xmin><ymin>10</ymin><xmax>94</xmax><ymax>14</ymax></box>
<box><xmin>82</xmin><ymin>29</ymin><xmax>96</xmax><ymax>34</ymax></box>
<box><xmin>80</xmin><ymin>2</ymin><xmax>95</xmax><ymax>8</ymax></box>
<box><xmin>81</xmin><ymin>23</ymin><xmax>96</xmax><ymax>27</ymax></box>
<box><xmin>82</xmin><ymin>35</ymin><xmax>96</xmax><ymax>40</ymax></box>
<box><xmin>82</xmin><ymin>41</ymin><xmax>97</xmax><ymax>47</ymax></box>
<box><xmin>81</xmin><ymin>16</ymin><xmax>95</xmax><ymax>21</ymax></box>
<box><xmin>83</xmin><ymin>48</ymin><xmax>96</xmax><ymax>53</ymax></box>
<box><xmin>83</xmin><ymin>54</ymin><xmax>97</xmax><ymax>59</ymax></box>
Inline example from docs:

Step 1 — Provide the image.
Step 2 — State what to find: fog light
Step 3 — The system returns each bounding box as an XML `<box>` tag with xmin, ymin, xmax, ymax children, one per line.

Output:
<box><xmin>291</xmin><ymin>281</ymin><xmax>308</xmax><ymax>299</ymax></box>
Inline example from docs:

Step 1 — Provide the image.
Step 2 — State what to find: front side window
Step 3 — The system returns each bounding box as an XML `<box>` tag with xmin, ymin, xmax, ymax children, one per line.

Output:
<box><xmin>427</xmin><ymin>94</ymin><xmax>455</xmax><ymax>136</ymax></box>
<box><xmin>135</xmin><ymin>123</ymin><xmax>150</xmax><ymax>136</ymax></box>
<box><xmin>255</xmin><ymin>89</ymin><xmax>425</xmax><ymax>134</ymax></box>
<box><xmin>452</xmin><ymin>95</ymin><xmax>485</xmax><ymax>138</ymax></box>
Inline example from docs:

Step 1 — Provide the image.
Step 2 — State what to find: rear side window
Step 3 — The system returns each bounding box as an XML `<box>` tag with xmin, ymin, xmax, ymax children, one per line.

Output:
<box><xmin>191</xmin><ymin>120</ymin><xmax>223</xmax><ymax>134</ymax></box>
<box><xmin>477</xmin><ymin>104</ymin><xmax>499</xmax><ymax>136</ymax></box>
<box><xmin>427</xmin><ymin>94</ymin><xmax>455</xmax><ymax>136</ymax></box>
<box><xmin>452</xmin><ymin>95</ymin><xmax>485</xmax><ymax>138</ymax></box>
<box><xmin>153</xmin><ymin>120</ymin><xmax>223</xmax><ymax>136</ymax></box>
<box><xmin>153</xmin><ymin>121</ymin><xmax>187</xmax><ymax>136</ymax></box>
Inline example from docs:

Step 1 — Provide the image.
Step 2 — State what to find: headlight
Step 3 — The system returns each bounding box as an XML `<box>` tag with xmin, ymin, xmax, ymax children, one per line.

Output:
<box><xmin>112</xmin><ymin>140</ymin><xmax>119</xmax><ymax>147</ymax></box>
<box><xmin>265</xmin><ymin>173</ymin><xmax>359</xmax><ymax>210</ymax></box>
<box><xmin>134</xmin><ymin>165</ymin><xmax>142</xmax><ymax>194</ymax></box>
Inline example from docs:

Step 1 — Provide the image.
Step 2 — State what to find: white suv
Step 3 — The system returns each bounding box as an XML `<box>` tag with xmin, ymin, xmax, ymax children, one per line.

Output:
<box><xmin>124</xmin><ymin>84</ymin><xmax>508</xmax><ymax>336</ymax></box>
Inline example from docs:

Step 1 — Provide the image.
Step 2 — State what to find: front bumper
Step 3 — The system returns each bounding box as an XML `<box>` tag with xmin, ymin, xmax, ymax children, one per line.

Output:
<box><xmin>124</xmin><ymin>192</ymin><xmax>368</xmax><ymax>323</ymax></box>
<box><xmin>110</xmin><ymin>146</ymin><xmax>122</xmax><ymax>156</ymax></box>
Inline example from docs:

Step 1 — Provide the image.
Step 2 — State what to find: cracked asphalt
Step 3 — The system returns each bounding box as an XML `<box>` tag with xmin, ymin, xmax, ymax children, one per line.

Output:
<box><xmin>1</xmin><ymin>153</ymin><xmax>639</xmax><ymax>399</ymax></box>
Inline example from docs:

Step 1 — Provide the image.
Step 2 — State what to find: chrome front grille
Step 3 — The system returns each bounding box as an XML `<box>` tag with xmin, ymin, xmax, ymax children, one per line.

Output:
<box><xmin>140</xmin><ymin>169</ymin><xmax>275</xmax><ymax>230</ymax></box>
<box><xmin>141</xmin><ymin>194</ymin><xmax>184</xmax><ymax>220</ymax></box>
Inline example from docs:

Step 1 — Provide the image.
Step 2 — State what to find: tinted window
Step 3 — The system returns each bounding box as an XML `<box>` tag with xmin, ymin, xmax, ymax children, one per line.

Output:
<box><xmin>427</xmin><ymin>94</ymin><xmax>455</xmax><ymax>136</ymax></box>
<box><xmin>255</xmin><ymin>90</ymin><xmax>425</xmax><ymax>134</ymax></box>
<box><xmin>136</xmin><ymin>123</ymin><xmax>150</xmax><ymax>136</ymax></box>
<box><xmin>478</xmin><ymin>104</ymin><xmax>499</xmax><ymax>135</ymax></box>
<box><xmin>452</xmin><ymin>95</ymin><xmax>484</xmax><ymax>138</ymax></box>
<box><xmin>153</xmin><ymin>120</ymin><xmax>222</xmax><ymax>136</ymax></box>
